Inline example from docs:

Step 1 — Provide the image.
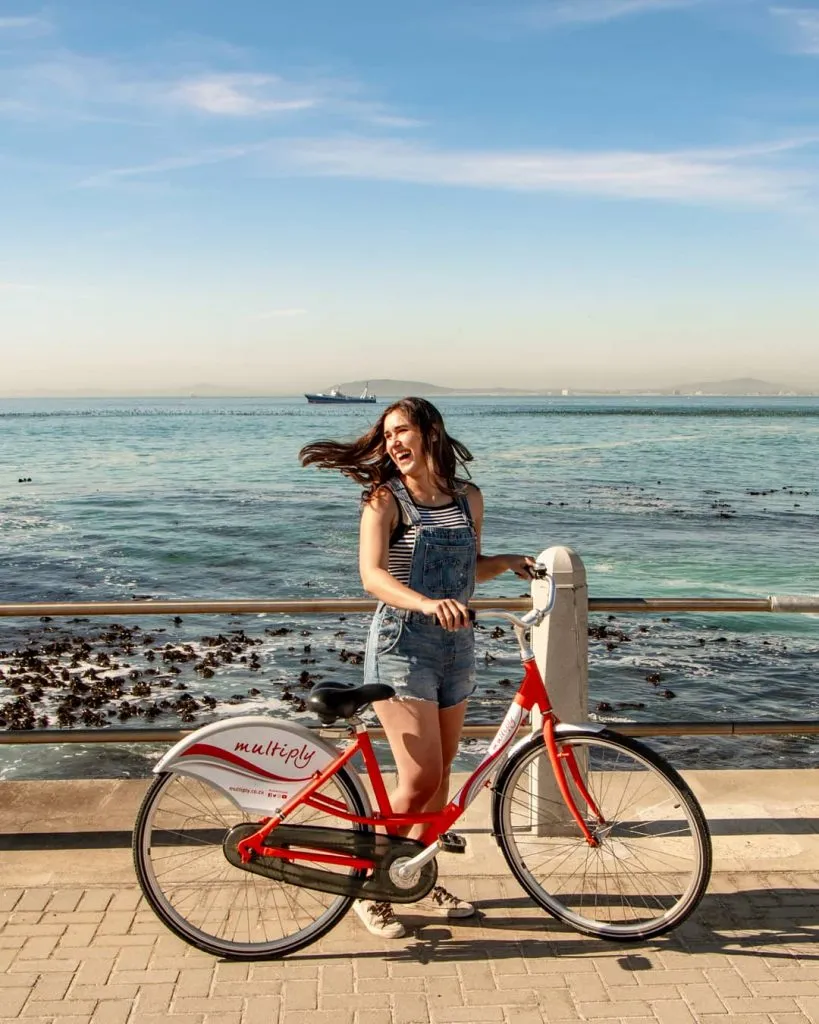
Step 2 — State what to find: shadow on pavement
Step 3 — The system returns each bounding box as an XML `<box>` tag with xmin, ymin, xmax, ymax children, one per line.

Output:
<box><xmin>287</xmin><ymin>886</ymin><xmax>819</xmax><ymax>965</ymax></box>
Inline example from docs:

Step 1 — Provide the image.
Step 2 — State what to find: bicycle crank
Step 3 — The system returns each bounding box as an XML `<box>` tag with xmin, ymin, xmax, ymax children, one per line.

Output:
<box><xmin>222</xmin><ymin>823</ymin><xmax>438</xmax><ymax>903</ymax></box>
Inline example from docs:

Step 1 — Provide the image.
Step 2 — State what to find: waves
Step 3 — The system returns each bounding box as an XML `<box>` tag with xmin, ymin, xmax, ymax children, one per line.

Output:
<box><xmin>466</xmin><ymin>398</ymin><xmax>819</xmax><ymax>418</ymax></box>
<box><xmin>0</xmin><ymin>407</ymin><xmax>302</xmax><ymax>419</ymax></box>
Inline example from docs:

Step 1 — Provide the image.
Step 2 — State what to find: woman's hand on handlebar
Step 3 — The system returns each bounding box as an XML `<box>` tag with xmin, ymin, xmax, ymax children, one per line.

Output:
<box><xmin>420</xmin><ymin>597</ymin><xmax>472</xmax><ymax>630</ymax></box>
<box><xmin>509</xmin><ymin>555</ymin><xmax>538</xmax><ymax>580</ymax></box>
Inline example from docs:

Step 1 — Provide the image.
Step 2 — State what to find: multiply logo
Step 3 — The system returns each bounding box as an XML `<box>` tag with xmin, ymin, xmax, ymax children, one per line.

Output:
<box><xmin>233</xmin><ymin>737</ymin><xmax>316</xmax><ymax>772</ymax></box>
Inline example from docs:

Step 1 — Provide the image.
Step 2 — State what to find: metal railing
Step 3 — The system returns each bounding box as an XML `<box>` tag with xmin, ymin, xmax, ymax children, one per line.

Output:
<box><xmin>2</xmin><ymin>595</ymin><xmax>819</xmax><ymax>617</ymax></box>
<box><xmin>1</xmin><ymin>720</ymin><xmax>818</xmax><ymax>748</ymax></box>
<box><xmin>1</xmin><ymin>595</ymin><xmax>818</xmax><ymax>746</ymax></box>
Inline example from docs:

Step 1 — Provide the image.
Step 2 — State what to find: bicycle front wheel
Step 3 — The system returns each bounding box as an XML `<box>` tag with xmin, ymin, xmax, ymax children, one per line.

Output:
<box><xmin>134</xmin><ymin>767</ymin><xmax>370</xmax><ymax>959</ymax></box>
<box><xmin>493</xmin><ymin>729</ymin><xmax>711</xmax><ymax>941</ymax></box>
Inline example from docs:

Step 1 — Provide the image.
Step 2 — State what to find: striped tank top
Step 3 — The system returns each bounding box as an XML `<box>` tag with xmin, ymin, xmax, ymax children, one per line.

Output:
<box><xmin>388</xmin><ymin>500</ymin><xmax>470</xmax><ymax>586</ymax></box>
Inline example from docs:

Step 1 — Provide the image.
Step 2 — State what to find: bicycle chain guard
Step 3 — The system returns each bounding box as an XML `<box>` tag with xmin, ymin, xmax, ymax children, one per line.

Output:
<box><xmin>222</xmin><ymin>823</ymin><xmax>438</xmax><ymax>903</ymax></box>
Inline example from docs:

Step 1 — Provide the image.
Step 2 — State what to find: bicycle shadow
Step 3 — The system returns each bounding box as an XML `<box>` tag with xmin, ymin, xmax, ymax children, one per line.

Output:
<box><xmin>295</xmin><ymin>885</ymin><xmax>819</xmax><ymax>965</ymax></box>
<box><xmin>390</xmin><ymin>886</ymin><xmax>819</xmax><ymax>964</ymax></box>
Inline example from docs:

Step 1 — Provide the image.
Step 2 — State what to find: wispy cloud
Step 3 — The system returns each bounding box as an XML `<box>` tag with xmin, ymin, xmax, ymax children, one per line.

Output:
<box><xmin>0</xmin><ymin>54</ymin><xmax>156</xmax><ymax>121</ymax></box>
<box><xmin>0</xmin><ymin>15</ymin><xmax>418</xmax><ymax>130</ymax></box>
<box><xmin>519</xmin><ymin>0</ymin><xmax>703</xmax><ymax>28</ymax></box>
<box><xmin>166</xmin><ymin>74</ymin><xmax>424</xmax><ymax>128</ymax></box>
<box><xmin>76</xmin><ymin>145</ymin><xmax>259</xmax><ymax>188</ymax></box>
<box><xmin>341</xmin><ymin>107</ymin><xmax>426</xmax><ymax>130</ymax></box>
<box><xmin>71</xmin><ymin>127</ymin><xmax>819</xmax><ymax>208</ymax></box>
<box><xmin>263</xmin><ymin>134</ymin><xmax>818</xmax><ymax>207</ymax></box>
<box><xmin>170</xmin><ymin>74</ymin><xmax>318</xmax><ymax>117</ymax></box>
<box><xmin>75</xmin><ymin>133</ymin><xmax>818</xmax><ymax>207</ymax></box>
<box><xmin>0</xmin><ymin>49</ymin><xmax>416</xmax><ymax>129</ymax></box>
<box><xmin>0</xmin><ymin>55</ymin><xmax>320</xmax><ymax>122</ymax></box>
<box><xmin>0</xmin><ymin>14</ymin><xmax>53</xmax><ymax>35</ymax></box>
<box><xmin>770</xmin><ymin>6</ymin><xmax>819</xmax><ymax>54</ymax></box>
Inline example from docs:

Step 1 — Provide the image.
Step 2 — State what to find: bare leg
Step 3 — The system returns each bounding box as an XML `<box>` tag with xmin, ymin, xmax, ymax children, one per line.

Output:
<box><xmin>372</xmin><ymin>697</ymin><xmax>468</xmax><ymax>838</ymax></box>
<box><xmin>370</xmin><ymin>697</ymin><xmax>475</xmax><ymax>919</ymax></box>
<box><xmin>417</xmin><ymin>700</ymin><xmax>475</xmax><ymax>915</ymax></box>
<box><xmin>372</xmin><ymin>697</ymin><xmax>444</xmax><ymax>837</ymax></box>
<box><xmin>423</xmin><ymin>700</ymin><xmax>468</xmax><ymax>817</ymax></box>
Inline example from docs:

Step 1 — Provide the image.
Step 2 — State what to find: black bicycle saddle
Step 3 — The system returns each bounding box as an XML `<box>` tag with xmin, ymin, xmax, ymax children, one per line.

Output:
<box><xmin>307</xmin><ymin>681</ymin><xmax>395</xmax><ymax>725</ymax></box>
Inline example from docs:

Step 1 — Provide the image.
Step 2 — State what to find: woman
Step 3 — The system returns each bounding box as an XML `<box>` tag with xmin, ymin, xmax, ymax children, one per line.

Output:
<box><xmin>300</xmin><ymin>397</ymin><xmax>533</xmax><ymax>937</ymax></box>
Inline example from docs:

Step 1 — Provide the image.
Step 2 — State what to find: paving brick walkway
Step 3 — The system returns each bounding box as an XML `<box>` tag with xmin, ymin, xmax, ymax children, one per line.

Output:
<box><xmin>2</xmin><ymin>871</ymin><xmax>818</xmax><ymax>1024</ymax></box>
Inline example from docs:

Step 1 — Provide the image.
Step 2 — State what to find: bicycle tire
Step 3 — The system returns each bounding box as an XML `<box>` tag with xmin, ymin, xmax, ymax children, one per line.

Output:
<box><xmin>492</xmin><ymin>728</ymin><xmax>711</xmax><ymax>941</ymax></box>
<box><xmin>133</xmin><ymin>766</ymin><xmax>371</xmax><ymax>959</ymax></box>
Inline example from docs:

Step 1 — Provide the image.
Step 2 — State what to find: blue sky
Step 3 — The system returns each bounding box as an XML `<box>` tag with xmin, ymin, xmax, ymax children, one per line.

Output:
<box><xmin>1</xmin><ymin>0</ymin><xmax>818</xmax><ymax>394</ymax></box>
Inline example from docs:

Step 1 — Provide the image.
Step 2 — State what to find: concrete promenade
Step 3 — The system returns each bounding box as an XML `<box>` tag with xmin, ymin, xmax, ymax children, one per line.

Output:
<box><xmin>1</xmin><ymin>770</ymin><xmax>818</xmax><ymax>1024</ymax></box>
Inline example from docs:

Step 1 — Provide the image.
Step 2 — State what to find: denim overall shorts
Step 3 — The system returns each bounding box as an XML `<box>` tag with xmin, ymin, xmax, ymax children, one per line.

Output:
<box><xmin>362</xmin><ymin>477</ymin><xmax>477</xmax><ymax>709</ymax></box>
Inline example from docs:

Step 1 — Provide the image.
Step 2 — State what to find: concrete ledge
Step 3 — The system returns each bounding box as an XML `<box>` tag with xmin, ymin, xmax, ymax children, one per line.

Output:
<box><xmin>2</xmin><ymin>769</ymin><xmax>819</xmax><ymax>886</ymax></box>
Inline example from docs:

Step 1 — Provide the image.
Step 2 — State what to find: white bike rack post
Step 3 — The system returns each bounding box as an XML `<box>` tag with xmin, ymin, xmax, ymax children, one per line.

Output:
<box><xmin>528</xmin><ymin>546</ymin><xmax>589</xmax><ymax>834</ymax></box>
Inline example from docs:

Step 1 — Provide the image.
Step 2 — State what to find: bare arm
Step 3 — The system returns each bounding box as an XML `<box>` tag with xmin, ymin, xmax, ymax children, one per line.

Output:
<box><xmin>468</xmin><ymin>485</ymin><xmax>535</xmax><ymax>584</ymax></box>
<box><xmin>359</xmin><ymin>488</ymin><xmax>470</xmax><ymax>629</ymax></box>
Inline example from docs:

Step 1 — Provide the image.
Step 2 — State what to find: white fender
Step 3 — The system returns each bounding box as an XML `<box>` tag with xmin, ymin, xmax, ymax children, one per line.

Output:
<box><xmin>504</xmin><ymin>720</ymin><xmax>608</xmax><ymax>766</ymax></box>
<box><xmin>155</xmin><ymin>716</ymin><xmax>371</xmax><ymax>817</ymax></box>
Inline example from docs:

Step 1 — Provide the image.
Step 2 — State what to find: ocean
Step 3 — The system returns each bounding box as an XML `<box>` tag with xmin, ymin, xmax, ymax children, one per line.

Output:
<box><xmin>1</xmin><ymin>395</ymin><xmax>818</xmax><ymax>780</ymax></box>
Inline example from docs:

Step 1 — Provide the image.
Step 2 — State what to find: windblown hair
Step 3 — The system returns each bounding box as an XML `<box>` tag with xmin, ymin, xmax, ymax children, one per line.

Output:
<box><xmin>298</xmin><ymin>397</ymin><xmax>473</xmax><ymax>499</ymax></box>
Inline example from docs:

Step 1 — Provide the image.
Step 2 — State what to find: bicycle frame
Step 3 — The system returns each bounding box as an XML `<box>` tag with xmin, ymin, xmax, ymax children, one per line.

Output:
<box><xmin>235</xmin><ymin>627</ymin><xmax>604</xmax><ymax>873</ymax></box>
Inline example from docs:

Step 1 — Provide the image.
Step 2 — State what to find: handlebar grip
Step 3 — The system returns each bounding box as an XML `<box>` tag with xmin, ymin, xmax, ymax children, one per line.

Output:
<box><xmin>422</xmin><ymin>608</ymin><xmax>476</xmax><ymax>627</ymax></box>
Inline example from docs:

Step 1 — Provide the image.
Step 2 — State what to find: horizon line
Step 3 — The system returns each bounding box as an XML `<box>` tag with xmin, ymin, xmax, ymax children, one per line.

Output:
<box><xmin>1</xmin><ymin>389</ymin><xmax>816</xmax><ymax>400</ymax></box>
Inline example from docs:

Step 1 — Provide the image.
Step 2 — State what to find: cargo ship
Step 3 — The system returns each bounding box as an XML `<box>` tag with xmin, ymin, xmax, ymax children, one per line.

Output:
<box><xmin>305</xmin><ymin>383</ymin><xmax>377</xmax><ymax>404</ymax></box>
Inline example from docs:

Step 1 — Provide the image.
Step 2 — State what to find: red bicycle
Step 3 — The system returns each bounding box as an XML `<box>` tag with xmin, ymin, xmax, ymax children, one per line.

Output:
<box><xmin>134</xmin><ymin>574</ymin><xmax>711</xmax><ymax>959</ymax></box>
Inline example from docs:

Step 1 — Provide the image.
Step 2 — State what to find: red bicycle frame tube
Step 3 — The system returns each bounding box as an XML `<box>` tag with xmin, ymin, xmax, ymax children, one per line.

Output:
<box><xmin>236</xmin><ymin>652</ymin><xmax>603</xmax><ymax>866</ymax></box>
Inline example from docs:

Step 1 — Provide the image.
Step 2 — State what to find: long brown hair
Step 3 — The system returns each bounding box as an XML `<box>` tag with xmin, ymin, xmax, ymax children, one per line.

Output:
<box><xmin>298</xmin><ymin>397</ymin><xmax>473</xmax><ymax>498</ymax></box>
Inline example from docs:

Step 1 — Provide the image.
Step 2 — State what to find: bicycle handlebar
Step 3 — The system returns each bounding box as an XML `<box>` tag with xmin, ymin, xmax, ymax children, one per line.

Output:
<box><xmin>474</xmin><ymin>571</ymin><xmax>556</xmax><ymax>630</ymax></box>
<box><xmin>419</xmin><ymin>564</ymin><xmax>556</xmax><ymax>631</ymax></box>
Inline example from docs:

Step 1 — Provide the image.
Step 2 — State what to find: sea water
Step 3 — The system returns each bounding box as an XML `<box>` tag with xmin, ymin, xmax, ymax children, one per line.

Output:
<box><xmin>1</xmin><ymin>395</ymin><xmax>817</xmax><ymax>779</ymax></box>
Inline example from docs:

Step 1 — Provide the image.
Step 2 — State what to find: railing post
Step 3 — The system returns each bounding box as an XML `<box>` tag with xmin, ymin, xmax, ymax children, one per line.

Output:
<box><xmin>528</xmin><ymin>546</ymin><xmax>589</xmax><ymax>832</ymax></box>
<box><xmin>531</xmin><ymin>545</ymin><xmax>589</xmax><ymax>724</ymax></box>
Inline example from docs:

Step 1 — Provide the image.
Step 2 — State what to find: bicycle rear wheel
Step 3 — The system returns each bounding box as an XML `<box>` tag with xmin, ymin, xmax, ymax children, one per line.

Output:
<box><xmin>134</xmin><ymin>767</ymin><xmax>370</xmax><ymax>959</ymax></box>
<box><xmin>493</xmin><ymin>729</ymin><xmax>711</xmax><ymax>941</ymax></box>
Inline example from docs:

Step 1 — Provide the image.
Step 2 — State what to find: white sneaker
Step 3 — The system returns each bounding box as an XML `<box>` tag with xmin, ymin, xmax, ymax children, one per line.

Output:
<box><xmin>417</xmin><ymin>885</ymin><xmax>475</xmax><ymax>918</ymax></box>
<box><xmin>352</xmin><ymin>899</ymin><xmax>406</xmax><ymax>938</ymax></box>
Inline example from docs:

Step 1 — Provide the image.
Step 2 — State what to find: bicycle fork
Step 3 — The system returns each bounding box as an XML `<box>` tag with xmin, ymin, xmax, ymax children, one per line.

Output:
<box><xmin>512</xmin><ymin>653</ymin><xmax>606</xmax><ymax>848</ymax></box>
<box><xmin>542</xmin><ymin>716</ymin><xmax>603</xmax><ymax>847</ymax></box>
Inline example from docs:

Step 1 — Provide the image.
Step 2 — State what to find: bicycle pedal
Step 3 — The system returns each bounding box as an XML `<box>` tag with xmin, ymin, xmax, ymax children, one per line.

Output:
<box><xmin>439</xmin><ymin>831</ymin><xmax>467</xmax><ymax>854</ymax></box>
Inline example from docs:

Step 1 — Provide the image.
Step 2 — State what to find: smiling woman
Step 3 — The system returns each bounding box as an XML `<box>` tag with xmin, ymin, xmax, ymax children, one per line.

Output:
<box><xmin>299</xmin><ymin>396</ymin><xmax>533</xmax><ymax>938</ymax></box>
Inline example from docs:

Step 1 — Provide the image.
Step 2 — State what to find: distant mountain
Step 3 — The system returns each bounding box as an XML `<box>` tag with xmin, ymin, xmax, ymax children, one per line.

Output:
<box><xmin>330</xmin><ymin>379</ymin><xmax>449</xmax><ymax>396</ymax></box>
<box><xmin>334</xmin><ymin>379</ymin><xmax>539</xmax><ymax>396</ymax></box>
<box><xmin>667</xmin><ymin>377</ymin><xmax>803</xmax><ymax>396</ymax></box>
